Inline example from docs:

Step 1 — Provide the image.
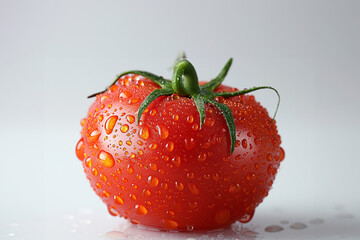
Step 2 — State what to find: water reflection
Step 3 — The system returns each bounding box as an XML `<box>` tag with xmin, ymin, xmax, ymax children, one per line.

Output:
<box><xmin>104</xmin><ymin>222</ymin><xmax>258</xmax><ymax>240</ymax></box>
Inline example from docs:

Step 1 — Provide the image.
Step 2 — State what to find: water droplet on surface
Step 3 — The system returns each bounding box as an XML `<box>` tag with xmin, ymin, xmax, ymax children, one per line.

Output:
<box><xmin>238</xmin><ymin>212</ymin><xmax>254</xmax><ymax>223</ymax></box>
<box><xmin>120</xmin><ymin>124</ymin><xmax>129</xmax><ymax>133</ymax></box>
<box><xmin>279</xmin><ymin>147</ymin><xmax>285</xmax><ymax>161</ymax></box>
<box><xmin>119</xmin><ymin>91</ymin><xmax>132</xmax><ymax>98</ymax></box>
<box><xmin>88</xmin><ymin>130</ymin><xmax>101</xmax><ymax>142</ymax></box>
<box><xmin>184</xmin><ymin>138</ymin><xmax>196</xmax><ymax>151</ymax></box>
<box><xmin>165</xmin><ymin>141</ymin><xmax>174</xmax><ymax>152</ymax></box>
<box><xmin>197</xmin><ymin>152</ymin><xmax>206</xmax><ymax>162</ymax></box>
<box><xmin>113</xmin><ymin>195</ymin><xmax>124</xmax><ymax>205</ymax></box>
<box><xmin>105</xmin><ymin>116</ymin><xmax>118</xmax><ymax>134</ymax></box>
<box><xmin>139</xmin><ymin>126</ymin><xmax>150</xmax><ymax>140</ymax></box>
<box><xmin>188</xmin><ymin>182</ymin><xmax>199</xmax><ymax>195</ymax></box>
<box><xmin>75</xmin><ymin>138</ymin><xmax>85</xmax><ymax>161</ymax></box>
<box><xmin>290</xmin><ymin>222</ymin><xmax>307</xmax><ymax>230</ymax></box>
<box><xmin>105</xmin><ymin>230</ymin><xmax>128</xmax><ymax>239</ymax></box>
<box><xmin>135</xmin><ymin>205</ymin><xmax>148</xmax><ymax>215</ymax></box>
<box><xmin>171</xmin><ymin>156</ymin><xmax>181</xmax><ymax>167</ymax></box>
<box><xmin>160</xmin><ymin>219</ymin><xmax>178</xmax><ymax>230</ymax></box>
<box><xmin>148</xmin><ymin>176</ymin><xmax>159</xmax><ymax>187</ymax></box>
<box><xmin>175</xmin><ymin>181</ymin><xmax>184</xmax><ymax>190</ymax></box>
<box><xmin>265</xmin><ymin>225</ymin><xmax>284</xmax><ymax>232</ymax></box>
<box><xmin>149</xmin><ymin>143</ymin><xmax>157</xmax><ymax>150</ymax></box>
<box><xmin>310</xmin><ymin>218</ymin><xmax>324</xmax><ymax>224</ymax></box>
<box><xmin>156</xmin><ymin>125</ymin><xmax>169</xmax><ymax>140</ymax></box>
<box><xmin>241</xmin><ymin>139</ymin><xmax>248</xmax><ymax>149</ymax></box>
<box><xmin>127</xmin><ymin>165</ymin><xmax>134</xmax><ymax>175</ymax></box>
<box><xmin>126</xmin><ymin>115</ymin><xmax>135</xmax><ymax>124</ymax></box>
<box><xmin>91</xmin><ymin>168</ymin><xmax>98</xmax><ymax>176</ymax></box>
<box><xmin>98</xmin><ymin>150</ymin><xmax>115</xmax><ymax>168</ymax></box>
<box><xmin>215</xmin><ymin>209</ymin><xmax>230</xmax><ymax>225</ymax></box>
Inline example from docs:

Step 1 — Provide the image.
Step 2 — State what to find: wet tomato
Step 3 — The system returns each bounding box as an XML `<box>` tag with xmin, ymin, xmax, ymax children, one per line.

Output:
<box><xmin>76</xmin><ymin>58</ymin><xmax>284</xmax><ymax>231</ymax></box>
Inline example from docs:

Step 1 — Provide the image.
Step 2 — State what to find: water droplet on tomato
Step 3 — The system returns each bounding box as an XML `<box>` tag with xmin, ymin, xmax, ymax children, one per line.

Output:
<box><xmin>130</xmin><ymin>193</ymin><xmax>137</xmax><ymax>201</ymax></box>
<box><xmin>279</xmin><ymin>147</ymin><xmax>285</xmax><ymax>161</ymax></box>
<box><xmin>148</xmin><ymin>176</ymin><xmax>159</xmax><ymax>187</ymax></box>
<box><xmin>172</xmin><ymin>114</ymin><xmax>179</xmax><ymax>121</ymax></box>
<box><xmin>165</xmin><ymin>141</ymin><xmax>174</xmax><ymax>152</ymax></box>
<box><xmin>85</xmin><ymin>158</ymin><xmax>92</xmax><ymax>168</ymax></box>
<box><xmin>75</xmin><ymin>138</ymin><xmax>85</xmax><ymax>161</ymax></box>
<box><xmin>215</xmin><ymin>209</ymin><xmax>230</xmax><ymax>225</ymax></box>
<box><xmin>187</xmin><ymin>115</ymin><xmax>194</xmax><ymax>123</ymax></box>
<box><xmin>156</xmin><ymin>125</ymin><xmax>169</xmax><ymax>140</ymax></box>
<box><xmin>171</xmin><ymin>156</ymin><xmax>181</xmax><ymax>167</ymax></box>
<box><xmin>88</xmin><ymin>130</ymin><xmax>101</xmax><ymax>142</ymax></box>
<box><xmin>127</xmin><ymin>165</ymin><xmax>134</xmax><ymax>175</ymax></box>
<box><xmin>120</xmin><ymin>124</ymin><xmax>129</xmax><ymax>133</ymax></box>
<box><xmin>143</xmin><ymin>189</ymin><xmax>151</xmax><ymax>196</ymax></box>
<box><xmin>98</xmin><ymin>150</ymin><xmax>115</xmax><ymax>168</ymax></box>
<box><xmin>242</xmin><ymin>139</ymin><xmax>248</xmax><ymax>149</ymax></box>
<box><xmin>113</xmin><ymin>195</ymin><xmax>124</xmax><ymax>205</ymax></box>
<box><xmin>119</xmin><ymin>91</ymin><xmax>132</xmax><ymax>98</ymax></box>
<box><xmin>188</xmin><ymin>183</ymin><xmax>199</xmax><ymax>195</ymax></box>
<box><xmin>103</xmin><ymin>190</ymin><xmax>110</xmax><ymax>197</ymax></box>
<box><xmin>139</xmin><ymin>126</ymin><xmax>150</xmax><ymax>140</ymax></box>
<box><xmin>175</xmin><ymin>181</ymin><xmax>184</xmax><ymax>190</ymax></box>
<box><xmin>266</xmin><ymin>153</ymin><xmax>273</xmax><ymax>161</ymax></box>
<box><xmin>184</xmin><ymin>138</ymin><xmax>196</xmax><ymax>151</ymax></box>
<box><xmin>135</xmin><ymin>205</ymin><xmax>148</xmax><ymax>215</ymax></box>
<box><xmin>149</xmin><ymin>143</ymin><xmax>157</xmax><ymax>150</ymax></box>
<box><xmin>105</xmin><ymin>116</ymin><xmax>118</xmax><ymax>134</ymax></box>
<box><xmin>80</xmin><ymin>118</ymin><xmax>86</xmax><ymax>126</ymax></box>
<box><xmin>197</xmin><ymin>152</ymin><xmax>206</xmax><ymax>162</ymax></box>
<box><xmin>126</xmin><ymin>115</ymin><xmax>135</xmax><ymax>124</ymax></box>
<box><xmin>107</xmin><ymin>206</ymin><xmax>119</xmax><ymax>216</ymax></box>
<box><xmin>160</xmin><ymin>219</ymin><xmax>178</xmax><ymax>230</ymax></box>
<box><xmin>239</xmin><ymin>209</ymin><xmax>254</xmax><ymax>223</ymax></box>
<box><xmin>204</xmin><ymin>117</ymin><xmax>215</xmax><ymax>127</ymax></box>
<box><xmin>91</xmin><ymin>168</ymin><xmax>98</xmax><ymax>176</ymax></box>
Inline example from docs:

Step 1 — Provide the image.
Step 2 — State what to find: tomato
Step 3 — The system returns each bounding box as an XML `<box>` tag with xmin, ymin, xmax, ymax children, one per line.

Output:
<box><xmin>76</xmin><ymin>58</ymin><xmax>284</xmax><ymax>231</ymax></box>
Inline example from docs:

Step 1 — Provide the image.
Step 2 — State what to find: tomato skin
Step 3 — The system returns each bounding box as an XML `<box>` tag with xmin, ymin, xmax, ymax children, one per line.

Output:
<box><xmin>77</xmin><ymin>74</ymin><xmax>284</xmax><ymax>231</ymax></box>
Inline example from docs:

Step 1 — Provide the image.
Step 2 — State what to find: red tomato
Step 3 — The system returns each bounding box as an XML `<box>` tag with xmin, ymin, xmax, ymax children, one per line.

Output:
<box><xmin>76</xmin><ymin>59</ymin><xmax>284</xmax><ymax>231</ymax></box>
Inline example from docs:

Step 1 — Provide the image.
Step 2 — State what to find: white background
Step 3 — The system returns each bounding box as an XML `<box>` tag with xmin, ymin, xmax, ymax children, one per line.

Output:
<box><xmin>1</xmin><ymin>0</ymin><xmax>359</xmax><ymax>239</ymax></box>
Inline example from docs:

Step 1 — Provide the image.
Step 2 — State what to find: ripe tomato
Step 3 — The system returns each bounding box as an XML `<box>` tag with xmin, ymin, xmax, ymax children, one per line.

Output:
<box><xmin>76</xmin><ymin>58</ymin><xmax>284</xmax><ymax>231</ymax></box>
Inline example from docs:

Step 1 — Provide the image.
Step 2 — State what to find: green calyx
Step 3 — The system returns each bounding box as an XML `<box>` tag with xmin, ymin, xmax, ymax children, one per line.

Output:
<box><xmin>88</xmin><ymin>58</ymin><xmax>280</xmax><ymax>154</ymax></box>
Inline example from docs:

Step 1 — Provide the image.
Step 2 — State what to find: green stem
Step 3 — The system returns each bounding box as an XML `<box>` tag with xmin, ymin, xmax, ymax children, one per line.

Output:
<box><xmin>172</xmin><ymin>60</ymin><xmax>200</xmax><ymax>96</ymax></box>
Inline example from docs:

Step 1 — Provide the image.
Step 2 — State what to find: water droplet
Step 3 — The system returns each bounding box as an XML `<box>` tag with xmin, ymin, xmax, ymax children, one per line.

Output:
<box><xmin>98</xmin><ymin>150</ymin><xmax>115</xmax><ymax>168</ymax></box>
<box><xmin>215</xmin><ymin>209</ymin><xmax>230</xmax><ymax>225</ymax></box>
<box><xmin>238</xmin><ymin>212</ymin><xmax>254</xmax><ymax>223</ymax></box>
<box><xmin>113</xmin><ymin>195</ymin><xmax>124</xmax><ymax>205</ymax></box>
<box><xmin>265</xmin><ymin>225</ymin><xmax>284</xmax><ymax>232</ymax></box>
<box><xmin>75</xmin><ymin>138</ymin><xmax>85</xmax><ymax>161</ymax></box>
<box><xmin>129</xmin><ymin>98</ymin><xmax>139</xmax><ymax>104</ymax></box>
<box><xmin>88</xmin><ymin>130</ymin><xmax>101</xmax><ymax>142</ymax></box>
<box><xmin>143</xmin><ymin>189</ymin><xmax>151</xmax><ymax>196</ymax></box>
<box><xmin>156</xmin><ymin>125</ymin><xmax>169</xmax><ymax>140</ymax></box>
<box><xmin>107</xmin><ymin>206</ymin><xmax>119</xmax><ymax>216</ymax></box>
<box><xmin>197</xmin><ymin>152</ymin><xmax>206</xmax><ymax>162</ymax></box>
<box><xmin>119</xmin><ymin>90</ymin><xmax>132</xmax><ymax>98</ymax></box>
<box><xmin>149</xmin><ymin>143</ymin><xmax>157</xmax><ymax>150</ymax></box>
<box><xmin>135</xmin><ymin>205</ymin><xmax>148</xmax><ymax>215</ymax></box>
<box><xmin>99</xmin><ymin>173</ymin><xmax>107</xmax><ymax>181</ymax></box>
<box><xmin>188</xmin><ymin>183</ymin><xmax>199</xmax><ymax>195</ymax></box>
<box><xmin>165</xmin><ymin>141</ymin><xmax>174</xmax><ymax>152</ymax></box>
<box><xmin>103</xmin><ymin>190</ymin><xmax>110</xmax><ymax>197</ymax></box>
<box><xmin>139</xmin><ymin>126</ymin><xmax>150</xmax><ymax>140</ymax></box>
<box><xmin>175</xmin><ymin>181</ymin><xmax>184</xmax><ymax>190</ymax></box>
<box><xmin>184</xmin><ymin>138</ymin><xmax>196</xmax><ymax>151</ymax></box>
<box><xmin>310</xmin><ymin>218</ymin><xmax>324</xmax><ymax>224</ymax></box>
<box><xmin>91</xmin><ymin>168</ymin><xmax>98</xmax><ymax>176</ymax></box>
<box><xmin>279</xmin><ymin>147</ymin><xmax>285</xmax><ymax>161</ymax></box>
<box><xmin>241</xmin><ymin>139</ymin><xmax>248</xmax><ymax>149</ymax></box>
<box><xmin>105</xmin><ymin>231</ymin><xmax>127</xmax><ymax>239</ymax></box>
<box><xmin>126</xmin><ymin>115</ymin><xmax>135</xmax><ymax>124</ymax></box>
<box><xmin>160</xmin><ymin>219</ymin><xmax>178</xmax><ymax>230</ymax></box>
<box><xmin>126</xmin><ymin>165</ymin><xmax>134</xmax><ymax>175</ymax></box>
<box><xmin>105</xmin><ymin>116</ymin><xmax>118</xmax><ymax>134</ymax></box>
<box><xmin>148</xmin><ymin>176</ymin><xmax>159</xmax><ymax>187</ymax></box>
<box><xmin>266</xmin><ymin>153</ymin><xmax>273</xmax><ymax>161</ymax></box>
<box><xmin>120</xmin><ymin>124</ymin><xmax>129</xmax><ymax>133</ymax></box>
<box><xmin>171</xmin><ymin>156</ymin><xmax>181</xmax><ymax>167</ymax></box>
<box><xmin>130</xmin><ymin>193</ymin><xmax>137</xmax><ymax>201</ymax></box>
<box><xmin>187</xmin><ymin>115</ymin><xmax>194</xmax><ymax>123</ymax></box>
<box><xmin>85</xmin><ymin>158</ymin><xmax>92</xmax><ymax>168</ymax></box>
<box><xmin>204</xmin><ymin>117</ymin><xmax>215</xmax><ymax>127</ymax></box>
<box><xmin>290</xmin><ymin>222</ymin><xmax>307</xmax><ymax>230</ymax></box>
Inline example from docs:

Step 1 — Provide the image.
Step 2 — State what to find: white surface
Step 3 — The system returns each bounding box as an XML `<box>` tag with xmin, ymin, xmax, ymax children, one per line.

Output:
<box><xmin>1</xmin><ymin>0</ymin><xmax>360</xmax><ymax>239</ymax></box>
